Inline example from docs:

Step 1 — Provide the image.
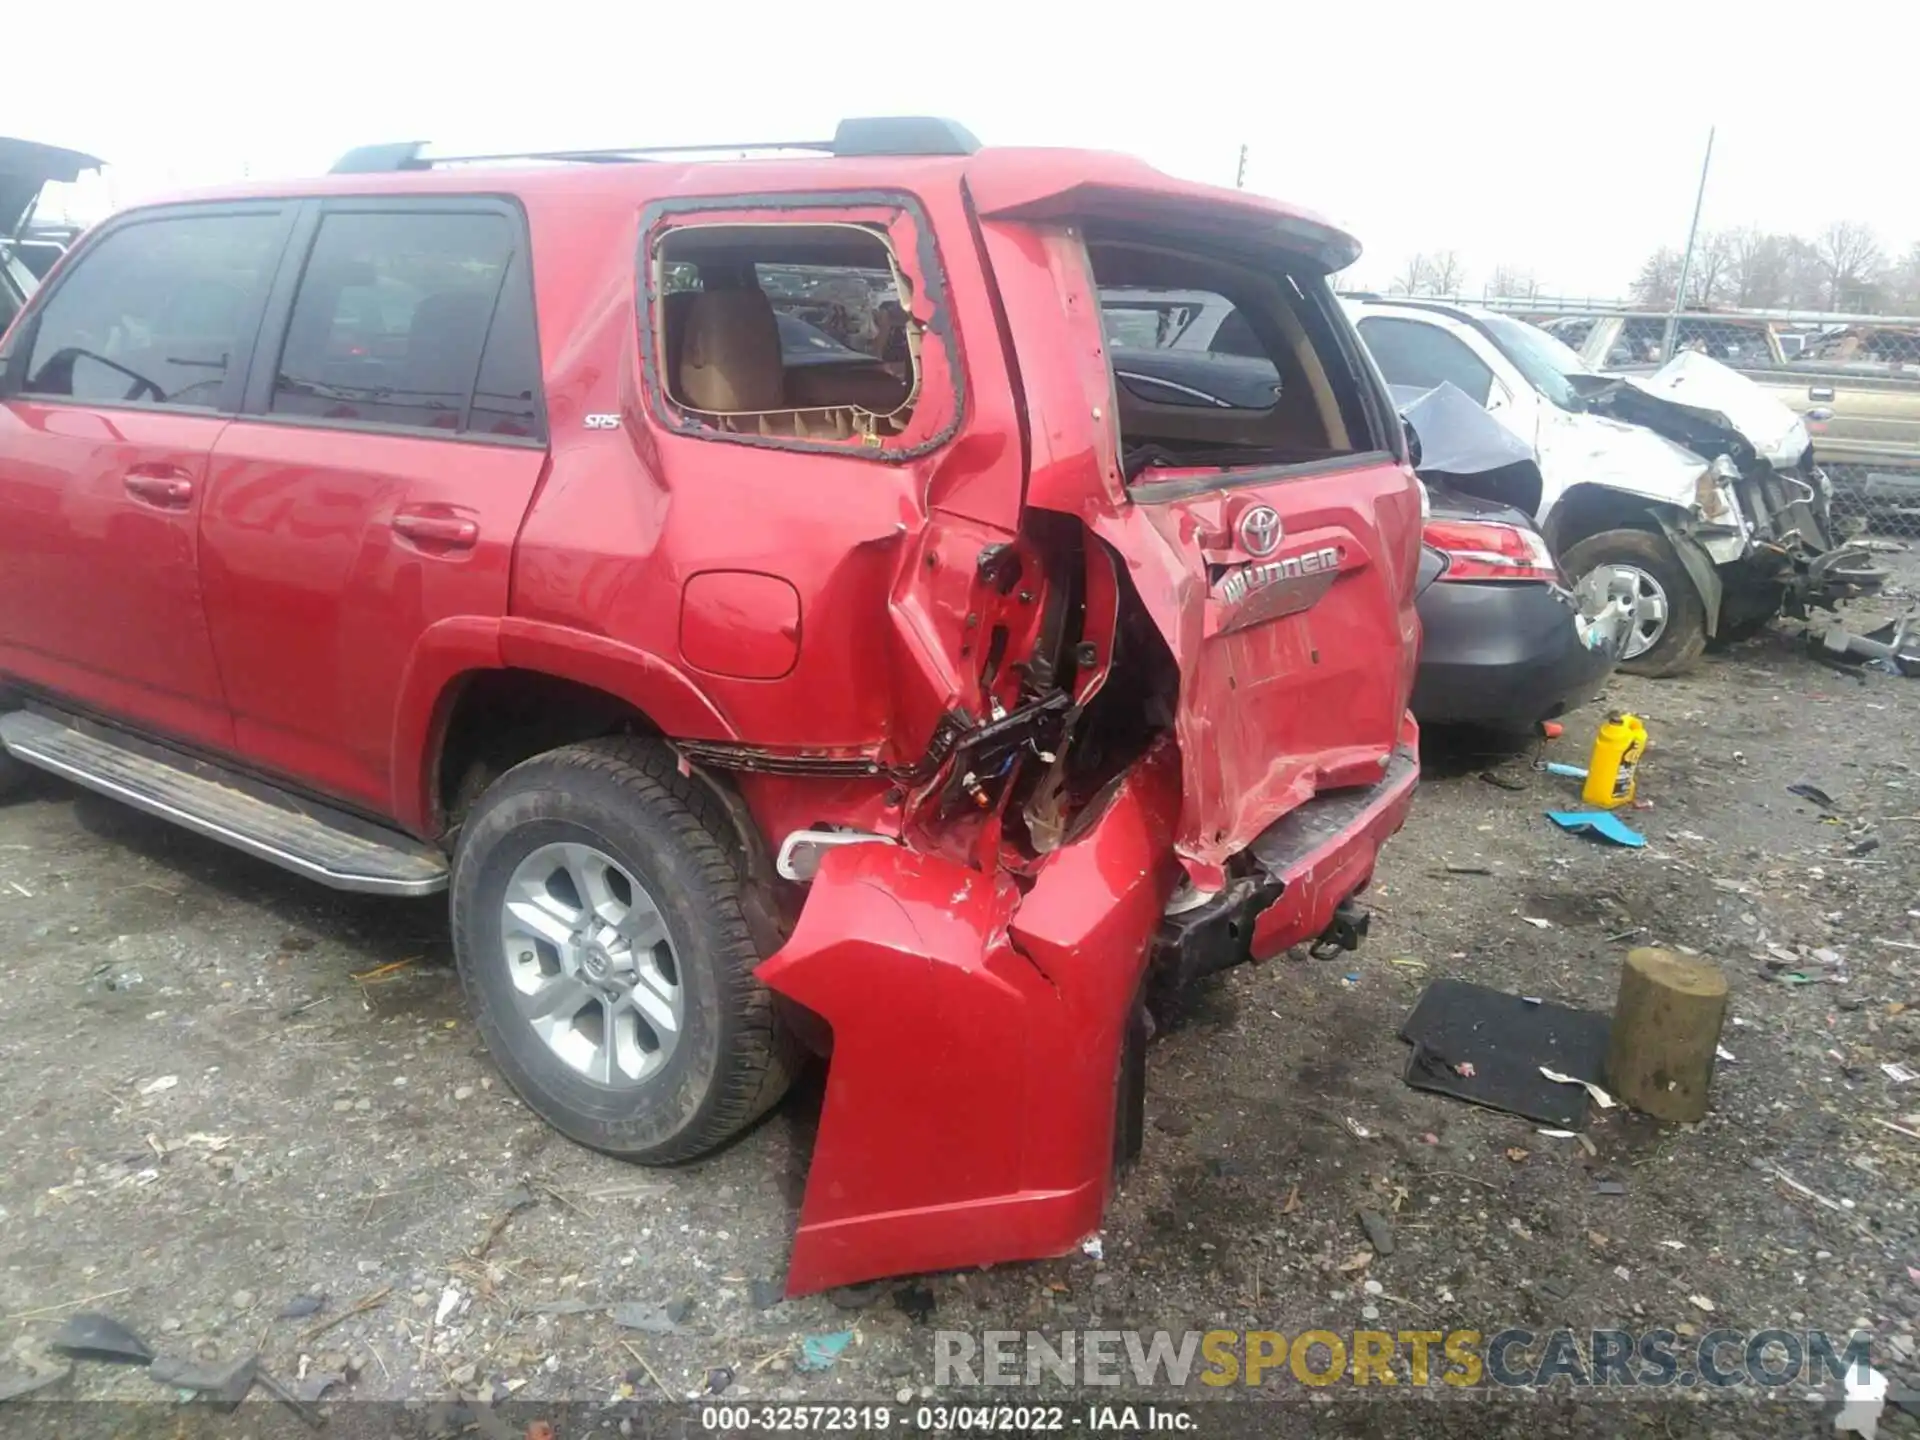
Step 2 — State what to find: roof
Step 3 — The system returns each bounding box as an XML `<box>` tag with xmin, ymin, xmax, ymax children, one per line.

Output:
<box><xmin>135</xmin><ymin>138</ymin><xmax>1362</xmax><ymax>271</ymax></box>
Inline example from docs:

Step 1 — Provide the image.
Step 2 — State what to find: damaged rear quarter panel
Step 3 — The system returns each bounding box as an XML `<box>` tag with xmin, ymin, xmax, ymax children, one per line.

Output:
<box><xmin>755</xmin><ymin>741</ymin><xmax>1180</xmax><ymax>1295</ymax></box>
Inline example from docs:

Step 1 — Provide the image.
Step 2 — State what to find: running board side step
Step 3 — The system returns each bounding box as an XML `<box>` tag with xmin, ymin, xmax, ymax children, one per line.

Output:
<box><xmin>0</xmin><ymin>710</ymin><xmax>448</xmax><ymax>896</ymax></box>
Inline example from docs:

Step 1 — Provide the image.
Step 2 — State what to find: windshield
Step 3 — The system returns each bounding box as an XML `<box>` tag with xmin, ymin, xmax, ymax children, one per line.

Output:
<box><xmin>1478</xmin><ymin>313</ymin><xmax>1591</xmax><ymax>411</ymax></box>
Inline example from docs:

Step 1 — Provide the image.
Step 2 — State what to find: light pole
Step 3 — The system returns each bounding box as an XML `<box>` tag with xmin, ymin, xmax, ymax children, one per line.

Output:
<box><xmin>1663</xmin><ymin>126</ymin><xmax>1716</xmax><ymax>361</ymax></box>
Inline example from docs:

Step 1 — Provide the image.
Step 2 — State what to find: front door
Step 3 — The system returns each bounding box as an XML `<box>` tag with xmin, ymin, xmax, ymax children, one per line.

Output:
<box><xmin>0</xmin><ymin>205</ymin><xmax>291</xmax><ymax>751</ymax></box>
<box><xmin>198</xmin><ymin>202</ymin><xmax>549</xmax><ymax>813</ymax></box>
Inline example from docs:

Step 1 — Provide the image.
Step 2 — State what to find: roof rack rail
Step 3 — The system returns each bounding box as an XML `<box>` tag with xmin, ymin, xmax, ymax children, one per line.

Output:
<box><xmin>328</xmin><ymin>117</ymin><xmax>980</xmax><ymax>175</ymax></box>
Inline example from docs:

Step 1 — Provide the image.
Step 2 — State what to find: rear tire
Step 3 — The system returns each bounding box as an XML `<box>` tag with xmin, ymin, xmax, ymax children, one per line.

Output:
<box><xmin>1562</xmin><ymin>529</ymin><xmax>1708</xmax><ymax>678</ymax></box>
<box><xmin>450</xmin><ymin>736</ymin><xmax>797</xmax><ymax>1162</ymax></box>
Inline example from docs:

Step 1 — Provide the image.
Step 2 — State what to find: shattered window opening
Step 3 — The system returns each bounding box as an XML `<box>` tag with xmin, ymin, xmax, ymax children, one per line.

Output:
<box><xmin>652</xmin><ymin>222</ymin><xmax>923</xmax><ymax>447</ymax></box>
<box><xmin>1091</xmin><ymin>239</ymin><xmax>1371</xmax><ymax>478</ymax></box>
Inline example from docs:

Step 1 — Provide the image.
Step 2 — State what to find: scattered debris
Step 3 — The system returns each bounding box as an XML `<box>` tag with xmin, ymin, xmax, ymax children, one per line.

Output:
<box><xmin>1537</xmin><ymin>1128</ymin><xmax>1578</xmax><ymax>1139</ymax></box>
<box><xmin>1357</xmin><ymin>1209</ymin><xmax>1395</xmax><ymax>1256</ymax></box>
<box><xmin>50</xmin><ymin>1313</ymin><xmax>153</xmax><ymax>1365</ymax></box>
<box><xmin>893</xmin><ymin>1284</ymin><xmax>936</xmax><ymax>1323</ymax></box>
<box><xmin>1788</xmin><ymin>783</ymin><xmax>1840</xmax><ymax>810</ymax></box>
<box><xmin>609</xmin><ymin>1298</ymin><xmax>690</xmax><ymax>1334</ymax></box>
<box><xmin>0</xmin><ymin>1366</ymin><xmax>71</xmax><ymax>1404</ymax></box>
<box><xmin>1455</xmin><ymin>1061</ymin><xmax>1476</xmax><ymax>1078</ymax></box>
<box><xmin>1689</xmin><ymin>1294</ymin><xmax>1716</xmax><ymax>1313</ymax></box>
<box><xmin>1337</xmin><ymin>1250</ymin><xmax>1374</xmax><ymax>1274</ymax></box>
<box><xmin>149</xmin><ymin>1351</ymin><xmax>259</xmax><ymax>1405</ymax></box>
<box><xmin>1539</xmin><ymin>1067</ymin><xmax>1619</xmax><ymax>1110</ymax></box>
<box><xmin>1442</xmin><ymin>864</ymin><xmax>1492</xmax><ymax>876</ymax></box>
<box><xmin>747</xmin><ymin>1279</ymin><xmax>786</xmax><ymax>1311</ymax></box>
<box><xmin>136</xmin><ymin>1075</ymin><xmax>178</xmax><ymax>1096</ymax></box>
<box><xmin>1081</xmin><ymin>1236</ymin><xmax>1104</xmax><ymax>1261</ymax></box>
<box><xmin>1774</xmin><ymin>1168</ymin><xmax>1852</xmax><ymax>1213</ymax></box>
<box><xmin>1545</xmin><ymin>810</ymin><xmax>1646</xmax><ymax>848</ymax></box>
<box><xmin>1280</xmin><ymin>1185</ymin><xmax>1300</xmax><ymax>1215</ymax></box>
<box><xmin>1520</xmin><ymin>916</ymin><xmax>1554</xmax><ymax>929</ymax></box>
<box><xmin>1505</xmin><ymin>1147</ymin><xmax>1529</xmax><ymax>1163</ymax></box>
<box><xmin>291</xmin><ymin>1370</ymin><xmax>344</xmax><ymax>1404</ymax></box>
<box><xmin>796</xmin><ymin>1332</ymin><xmax>853</xmax><ymax>1372</ymax></box>
<box><xmin>527</xmin><ymin>1298</ymin><xmax>593</xmax><ymax>1316</ymax></box>
<box><xmin>1593</xmin><ymin>1180</ymin><xmax>1628</xmax><ymax>1196</ymax></box>
<box><xmin>1342</xmin><ymin>1117</ymin><xmax>1373</xmax><ymax>1139</ymax></box>
<box><xmin>275</xmin><ymin>1294</ymin><xmax>326</xmax><ymax>1320</ymax></box>
<box><xmin>298</xmin><ymin>1285</ymin><xmax>390</xmax><ymax>1344</ymax></box>
<box><xmin>1883</xmin><ymin>1063</ymin><xmax>1917</xmax><ymax>1084</ymax></box>
<box><xmin>705</xmin><ymin>1367</ymin><xmax>734</xmax><ymax>1395</ymax></box>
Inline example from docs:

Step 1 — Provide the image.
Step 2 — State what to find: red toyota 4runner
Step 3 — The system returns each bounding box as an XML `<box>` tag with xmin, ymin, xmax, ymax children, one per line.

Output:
<box><xmin>0</xmin><ymin>118</ymin><xmax>1421</xmax><ymax>1293</ymax></box>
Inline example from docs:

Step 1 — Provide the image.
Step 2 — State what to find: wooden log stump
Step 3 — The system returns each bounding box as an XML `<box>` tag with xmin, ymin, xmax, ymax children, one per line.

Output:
<box><xmin>1604</xmin><ymin>947</ymin><xmax>1728</xmax><ymax>1122</ymax></box>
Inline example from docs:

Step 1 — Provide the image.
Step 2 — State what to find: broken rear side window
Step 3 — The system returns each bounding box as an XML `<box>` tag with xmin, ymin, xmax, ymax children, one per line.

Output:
<box><xmin>649</xmin><ymin>216</ymin><xmax>951</xmax><ymax>453</ymax></box>
<box><xmin>1091</xmin><ymin>237</ymin><xmax>1378</xmax><ymax>480</ymax></box>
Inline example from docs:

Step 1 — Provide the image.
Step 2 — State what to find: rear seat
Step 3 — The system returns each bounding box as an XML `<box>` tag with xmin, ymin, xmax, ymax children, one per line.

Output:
<box><xmin>673</xmin><ymin>288</ymin><xmax>907</xmax><ymax>418</ymax></box>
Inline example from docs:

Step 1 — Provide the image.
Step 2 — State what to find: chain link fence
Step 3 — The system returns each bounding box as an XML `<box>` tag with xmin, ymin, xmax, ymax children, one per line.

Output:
<box><xmin>1493</xmin><ymin>304</ymin><xmax>1920</xmax><ymax>542</ymax></box>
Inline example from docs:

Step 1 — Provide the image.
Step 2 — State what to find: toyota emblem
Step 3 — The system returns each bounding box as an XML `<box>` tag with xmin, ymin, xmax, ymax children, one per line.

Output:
<box><xmin>1237</xmin><ymin>505</ymin><xmax>1283</xmax><ymax>557</ymax></box>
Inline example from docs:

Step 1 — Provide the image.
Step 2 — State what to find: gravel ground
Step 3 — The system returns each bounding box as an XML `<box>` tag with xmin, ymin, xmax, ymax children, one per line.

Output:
<box><xmin>3</xmin><ymin>560</ymin><xmax>1920</xmax><ymax>1438</ymax></box>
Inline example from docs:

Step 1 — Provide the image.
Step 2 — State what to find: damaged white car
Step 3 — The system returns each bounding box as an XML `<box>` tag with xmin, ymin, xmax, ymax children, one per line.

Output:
<box><xmin>1347</xmin><ymin>298</ymin><xmax>1882</xmax><ymax>675</ymax></box>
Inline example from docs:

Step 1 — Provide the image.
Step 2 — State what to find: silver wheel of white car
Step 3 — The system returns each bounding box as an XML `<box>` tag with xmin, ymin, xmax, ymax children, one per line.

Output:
<box><xmin>1561</xmin><ymin>529</ymin><xmax>1707</xmax><ymax>678</ymax></box>
<box><xmin>1611</xmin><ymin>566</ymin><xmax>1670</xmax><ymax>660</ymax></box>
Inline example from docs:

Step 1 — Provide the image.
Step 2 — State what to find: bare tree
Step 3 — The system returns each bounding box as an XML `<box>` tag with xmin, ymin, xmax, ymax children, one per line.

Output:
<box><xmin>1632</xmin><ymin>248</ymin><xmax>1682</xmax><ymax>307</ymax></box>
<box><xmin>1686</xmin><ymin>231</ymin><xmax>1735</xmax><ymax>306</ymax></box>
<box><xmin>1726</xmin><ymin>229</ymin><xmax>1790</xmax><ymax>309</ymax></box>
<box><xmin>1389</xmin><ymin>253</ymin><xmax>1430</xmax><ymax>297</ymax></box>
<box><xmin>1487</xmin><ymin>263</ymin><xmax>1539</xmax><ymax>299</ymax></box>
<box><xmin>1894</xmin><ymin>244</ymin><xmax>1920</xmax><ymax>314</ymax></box>
<box><xmin>1782</xmin><ymin>237</ymin><xmax>1828</xmax><ymax>309</ymax></box>
<box><xmin>1424</xmin><ymin>250</ymin><xmax>1466</xmax><ymax>297</ymax></box>
<box><xmin>1814</xmin><ymin>221</ymin><xmax>1883</xmax><ymax>310</ymax></box>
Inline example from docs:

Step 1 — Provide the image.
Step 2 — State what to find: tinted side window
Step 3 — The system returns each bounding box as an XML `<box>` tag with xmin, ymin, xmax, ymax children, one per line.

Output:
<box><xmin>468</xmin><ymin>253</ymin><xmax>542</xmax><ymax>439</ymax></box>
<box><xmin>1358</xmin><ymin>317</ymin><xmax>1495</xmax><ymax>405</ymax></box>
<box><xmin>22</xmin><ymin>212</ymin><xmax>282</xmax><ymax>408</ymax></box>
<box><xmin>272</xmin><ymin>211</ymin><xmax>516</xmax><ymax>433</ymax></box>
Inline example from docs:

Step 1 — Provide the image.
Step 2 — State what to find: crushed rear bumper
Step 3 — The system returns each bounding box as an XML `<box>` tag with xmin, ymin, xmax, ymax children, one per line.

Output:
<box><xmin>756</xmin><ymin>718</ymin><xmax>1418</xmax><ymax>1295</ymax></box>
<box><xmin>757</xmin><ymin>740</ymin><xmax>1182</xmax><ymax>1295</ymax></box>
<box><xmin>1150</xmin><ymin>725</ymin><xmax>1419</xmax><ymax>992</ymax></box>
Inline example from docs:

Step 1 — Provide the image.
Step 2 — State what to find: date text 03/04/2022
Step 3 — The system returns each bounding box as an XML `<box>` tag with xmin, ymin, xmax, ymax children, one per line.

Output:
<box><xmin>699</xmin><ymin>1403</ymin><xmax>1196</xmax><ymax>1432</ymax></box>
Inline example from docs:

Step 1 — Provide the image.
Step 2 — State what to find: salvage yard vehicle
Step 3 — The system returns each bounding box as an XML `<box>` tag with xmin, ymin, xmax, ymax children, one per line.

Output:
<box><xmin>1542</xmin><ymin>308</ymin><xmax>1920</xmax><ymax>515</ymax></box>
<box><xmin>0</xmin><ymin>139</ymin><xmax>103</xmax><ymax>337</ymax></box>
<box><xmin>1396</xmin><ymin>383</ymin><xmax>1630</xmax><ymax>730</ymax></box>
<box><xmin>0</xmin><ymin>118</ymin><xmax>1423</xmax><ymax>1293</ymax></box>
<box><xmin>1347</xmin><ymin>298</ymin><xmax>1880</xmax><ymax>676</ymax></box>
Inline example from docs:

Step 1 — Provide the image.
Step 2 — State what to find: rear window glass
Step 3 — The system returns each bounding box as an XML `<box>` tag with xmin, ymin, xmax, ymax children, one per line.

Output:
<box><xmin>271</xmin><ymin>209</ymin><xmax>540</xmax><ymax>438</ymax></box>
<box><xmin>1090</xmin><ymin>242</ymin><xmax>1377</xmax><ymax>478</ymax></box>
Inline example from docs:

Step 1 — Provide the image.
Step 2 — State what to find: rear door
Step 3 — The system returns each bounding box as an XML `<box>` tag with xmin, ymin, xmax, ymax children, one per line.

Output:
<box><xmin>199</xmin><ymin>199</ymin><xmax>548</xmax><ymax>813</ymax></box>
<box><xmin>977</xmin><ymin>214</ymin><xmax>1421</xmax><ymax>884</ymax></box>
<box><xmin>0</xmin><ymin>204</ymin><xmax>290</xmax><ymax>751</ymax></box>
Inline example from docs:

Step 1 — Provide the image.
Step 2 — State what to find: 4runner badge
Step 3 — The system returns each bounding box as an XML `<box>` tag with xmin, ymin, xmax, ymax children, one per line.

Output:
<box><xmin>1237</xmin><ymin>505</ymin><xmax>1283</xmax><ymax>557</ymax></box>
<box><xmin>1216</xmin><ymin>546</ymin><xmax>1343</xmax><ymax>607</ymax></box>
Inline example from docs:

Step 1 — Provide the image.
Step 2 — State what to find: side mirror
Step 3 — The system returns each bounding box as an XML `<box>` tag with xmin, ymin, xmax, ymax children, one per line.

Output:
<box><xmin>1402</xmin><ymin>415</ymin><xmax>1422</xmax><ymax>469</ymax></box>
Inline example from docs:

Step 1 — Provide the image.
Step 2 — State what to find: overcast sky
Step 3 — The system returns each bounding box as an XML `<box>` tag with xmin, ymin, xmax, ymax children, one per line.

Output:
<box><xmin>10</xmin><ymin>0</ymin><xmax>1915</xmax><ymax>298</ymax></box>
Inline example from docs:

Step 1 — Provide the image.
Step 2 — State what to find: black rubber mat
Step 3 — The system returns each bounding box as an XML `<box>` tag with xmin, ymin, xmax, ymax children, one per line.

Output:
<box><xmin>1399</xmin><ymin>978</ymin><xmax>1612</xmax><ymax>1128</ymax></box>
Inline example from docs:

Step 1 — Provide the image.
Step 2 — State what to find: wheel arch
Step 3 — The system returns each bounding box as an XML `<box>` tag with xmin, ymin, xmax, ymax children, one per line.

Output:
<box><xmin>390</xmin><ymin>618</ymin><xmax>740</xmax><ymax>838</ymax></box>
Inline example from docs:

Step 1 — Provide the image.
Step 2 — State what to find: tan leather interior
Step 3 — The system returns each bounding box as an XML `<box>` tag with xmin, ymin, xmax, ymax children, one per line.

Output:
<box><xmin>678</xmin><ymin>290</ymin><xmax>785</xmax><ymax>413</ymax></box>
